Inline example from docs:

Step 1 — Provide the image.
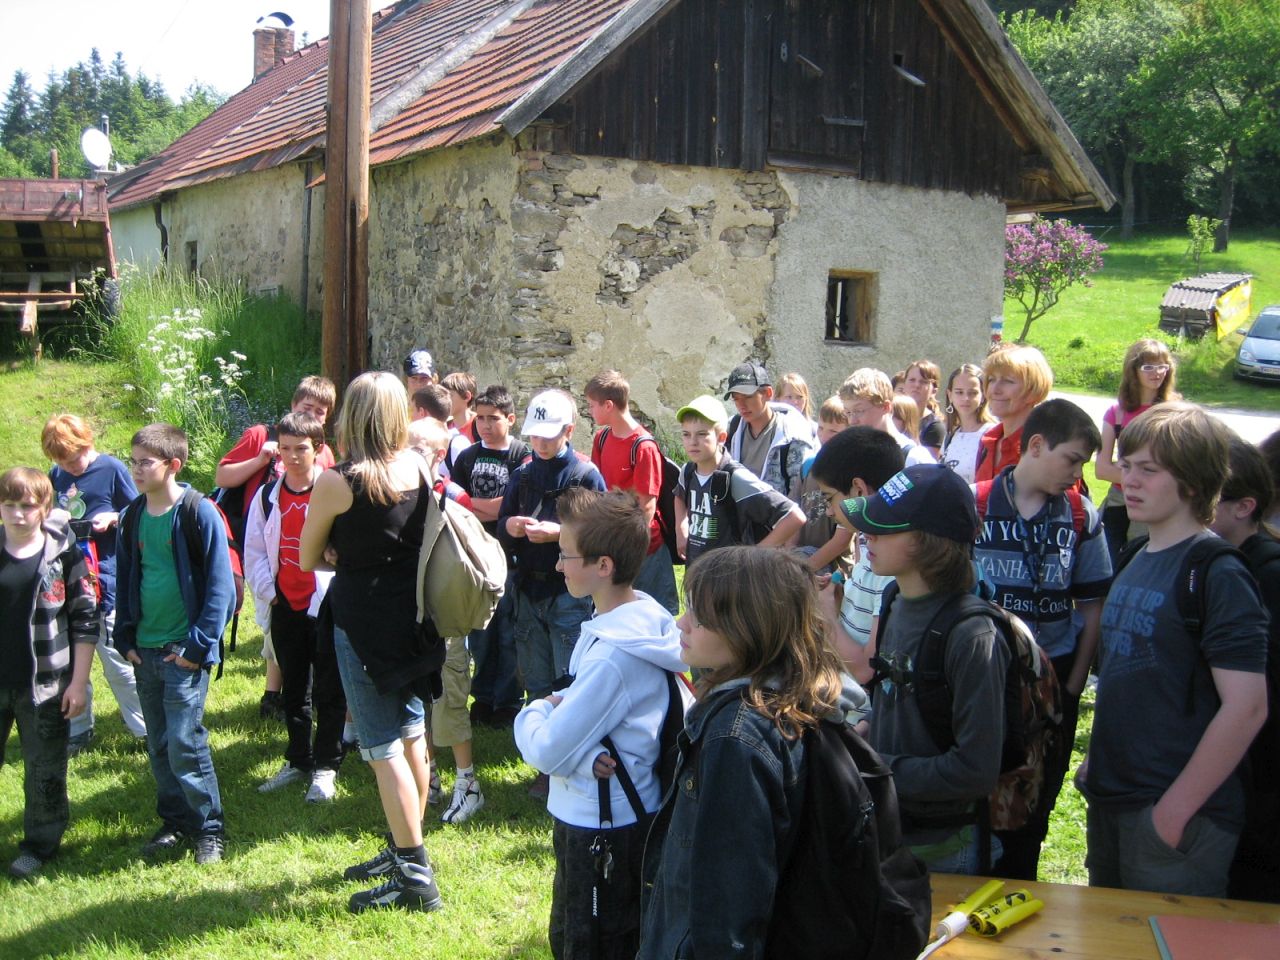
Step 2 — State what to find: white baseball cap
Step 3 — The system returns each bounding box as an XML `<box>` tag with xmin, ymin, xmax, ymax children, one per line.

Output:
<box><xmin>520</xmin><ymin>390</ymin><xmax>575</xmax><ymax>438</ymax></box>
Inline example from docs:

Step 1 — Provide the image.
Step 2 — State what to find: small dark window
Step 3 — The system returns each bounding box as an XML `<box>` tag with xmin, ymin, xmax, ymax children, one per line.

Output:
<box><xmin>825</xmin><ymin>271</ymin><xmax>874</xmax><ymax>344</ymax></box>
<box><xmin>185</xmin><ymin>241</ymin><xmax>198</xmax><ymax>276</ymax></box>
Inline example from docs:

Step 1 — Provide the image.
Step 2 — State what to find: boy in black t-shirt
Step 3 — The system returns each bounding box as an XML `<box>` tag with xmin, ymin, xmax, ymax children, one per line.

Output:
<box><xmin>451</xmin><ymin>386</ymin><xmax>529</xmax><ymax>729</ymax></box>
<box><xmin>1083</xmin><ymin>404</ymin><xmax>1269</xmax><ymax>898</ymax></box>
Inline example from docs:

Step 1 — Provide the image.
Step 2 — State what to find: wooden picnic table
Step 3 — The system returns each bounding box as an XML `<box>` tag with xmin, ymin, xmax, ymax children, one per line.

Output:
<box><xmin>929</xmin><ymin>873</ymin><xmax>1280</xmax><ymax>959</ymax></box>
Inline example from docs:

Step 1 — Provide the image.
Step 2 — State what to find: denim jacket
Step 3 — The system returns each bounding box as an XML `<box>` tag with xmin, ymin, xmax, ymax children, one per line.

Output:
<box><xmin>113</xmin><ymin>486</ymin><xmax>236</xmax><ymax>669</ymax></box>
<box><xmin>638</xmin><ymin>677</ymin><xmax>807</xmax><ymax>960</ymax></box>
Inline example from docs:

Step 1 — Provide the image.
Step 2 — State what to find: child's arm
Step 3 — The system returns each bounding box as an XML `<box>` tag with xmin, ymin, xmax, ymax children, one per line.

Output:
<box><xmin>817</xmin><ymin>582</ymin><xmax>876</xmax><ymax>685</ymax></box>
<box><xmin>757</xmin><ymin>504</ymin><xmax>805</xmax><ymax>548</ymax></box>
<box><xmin>1067</xmin><ymin>599</ymin><xmax>1102</xmax><ymax>696</ymax></box>
<box><xmin>243</xmin><ymin>487</ymin><xmax>276</xmax><ymax>608</ymax></box>
<box><xmin>513</xmin><ymin>660</ymin><xmax>631</xmax><ymax>777</ymax></box>
<box><xmin>62</xmin><ymin>638</ymin><xmax>95</xmax><ymax>719</ymax></box>
<box><xmin>214</xmin><ymin>426</ymin><xmax>274</xmax><ymax>489</ymax></box>
<box><xmin>60</xmin><ymin>538</ymin><xmax>101</xmax><ymax>709</ymax></box>
<box><xmin>1153</xmin><ymin>667</ymin><xmax>1267</xmax><ymax>848</ymax></box>
<box><xmin>674</xmin><ymin>491</ymin><xmax>688</xmax><ymax>561</ymax></box>
<box><xmin>299</xmin><ymin>470</ymin><xmax>352</xmax><ymax>572</ymax></box>
<box><xmin>1094</xmin><ymin>417</ymin><xmax>1121</xmax><ymax>485</ymax></box>
<box><xmin>180</xmin><ymin>500</ymin><xmax>237</xmax><ymax>669</ymax></box>
<box><xmin>468</xmin><ymin>496</ymin><xmax>503</xmax><ymax>523</ymax></box>
<box><xmin>114</xmin><ymin>504</ymin><xmax>140</xmax><ymax>661</ymax></box>
<box><xmin>805</xmin><ymin>526</ymin><xmax>854</xmax><ymax>573</ymax></box>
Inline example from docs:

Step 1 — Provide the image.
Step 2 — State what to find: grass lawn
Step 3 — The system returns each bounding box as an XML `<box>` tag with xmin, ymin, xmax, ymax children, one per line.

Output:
<box><xmin>1009</xmin><ymin>226</ymin><xmax>1280</xmax><ymax>412</ymax></box>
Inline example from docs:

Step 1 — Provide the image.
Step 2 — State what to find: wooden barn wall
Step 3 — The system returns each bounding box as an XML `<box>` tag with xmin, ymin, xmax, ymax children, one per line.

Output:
<box><xmin>553</xmin><ymin>0</ymin><xmax>1028</xmax><ymax>200</ymax></box>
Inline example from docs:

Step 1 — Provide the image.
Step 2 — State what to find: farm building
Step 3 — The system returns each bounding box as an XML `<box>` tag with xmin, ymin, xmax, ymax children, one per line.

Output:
<box><xmin>107</xmin><ymin>0</ymin><xmax>1112</xmax><ymax>418</ymax></box>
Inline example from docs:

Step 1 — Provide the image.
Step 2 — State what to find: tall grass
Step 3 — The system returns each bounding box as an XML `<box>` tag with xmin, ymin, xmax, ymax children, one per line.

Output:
<box><xmin>98</xmin><ymin>266</ymin><xmax>321</xmax><ymax>488</ymax></box>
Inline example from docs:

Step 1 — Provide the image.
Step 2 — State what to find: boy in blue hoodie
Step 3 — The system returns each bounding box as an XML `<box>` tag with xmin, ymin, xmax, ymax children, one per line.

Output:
<box><xmin>115</xmin><ymin>424</ymin><xmax>236</xmax><ymax>866</ymax></box>
<box><xmin>515</xmin><ymin>487</ymin><xmax>684</xmax><ymax>960</ymax></box>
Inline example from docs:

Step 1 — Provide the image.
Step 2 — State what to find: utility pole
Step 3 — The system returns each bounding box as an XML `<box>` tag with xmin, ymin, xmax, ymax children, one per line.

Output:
<box><xmin>321</xmin><ymin>0</ymin><xmax>372</xmax><ymax>389</ymax></box>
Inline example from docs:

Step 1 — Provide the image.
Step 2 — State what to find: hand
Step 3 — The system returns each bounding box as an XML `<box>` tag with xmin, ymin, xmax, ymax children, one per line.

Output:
<box><xmin>593</xmin><ymin>751</ymin><xmax>617</xmax><ymax>780</ymax></box>
<box><xmin>62</xmin><ymin>682</ymin><xmax>88</xmax><ymax>718</ymax></box>
<box><xmin>544</xmin><ymin>694</ymin><xmax>563</xmax><ymax>708</ymax></box>
<box><xmin>91</xmin><ymin>511</ymin><xmax>119</xmax><ymax>533</ymax></box>
<box><xmin>164</xmin><ymin>651</ymin><xmax>200</xmax><ymax>671</ymax></box>
<box><xmin>260</xmin><ymin>440</ymin><xmax>279</xmax><ymax>462</ymax></box>
<box><xmin>323</xmin><ymin>544</ymin><xmax>339</xmax><ymax>566</ymax></box>
<box><xmin>125</xmin><ymin>650</ymin><xmax>142</xmax><ymax>666</ymax></box>
<box><xmin>525</xmin><ymin>520</ymin><xmax>559</xmax><ymax>543</ymax></box>
<box><xmin>505</xmin><ymin>516</ymin><xmax>531</xmax><ymax>538</ymax></box>
<box><xmin>1151</xmin><ymin>798</ymin><xmax>1187</xmax><ymax>850</ymax></box>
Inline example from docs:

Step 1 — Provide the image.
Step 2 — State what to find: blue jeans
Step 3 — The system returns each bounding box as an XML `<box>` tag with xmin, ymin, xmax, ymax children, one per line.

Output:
<box><xmin>333</xmin><ymin>626</ymin><xmax>425</xmax><ymax>761</ymax></box>
<box><xmin>911</xmin><ymin>826</ymin><xmax>1003</xmax><ymax>876</ymax></box>
<box><xmin>134</xmin><ymin>646</ymin><xmax>223</xmax><ymax>837</ymax></box>
<box><xmin>512</xmin><ymin>588</ymin><xmax>593</xmax><ymax>701</ymax></box>
<box><xmin>468</xmin><ymin>578</ymin><xmax>522</xmax><ymax>711</ymax></box>
<box><xmin>633</xmin><ymin>546</ymin><xmax>679</xmax><ymax>616</ymax></box>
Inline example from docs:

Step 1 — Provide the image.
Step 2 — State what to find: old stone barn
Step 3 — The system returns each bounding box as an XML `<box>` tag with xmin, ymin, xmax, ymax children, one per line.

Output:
<box><xmin>108</xmin><ymin>0</ymin><xmax>1111</xmax><ymax>422</ymax></box>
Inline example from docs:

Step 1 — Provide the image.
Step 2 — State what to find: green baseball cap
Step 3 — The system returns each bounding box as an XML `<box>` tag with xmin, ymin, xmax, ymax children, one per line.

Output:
<box><xmin>676</xmin><ymin>394</ymin><xmax>728</xmax><ymax>426</ymax></box>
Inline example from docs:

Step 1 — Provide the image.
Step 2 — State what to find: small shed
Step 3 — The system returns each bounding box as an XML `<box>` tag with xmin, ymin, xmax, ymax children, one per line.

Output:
<box><xmin>1159</xmin><ymin>273</ymin><xmax>1253</xmax><ymax>340</ymax></box>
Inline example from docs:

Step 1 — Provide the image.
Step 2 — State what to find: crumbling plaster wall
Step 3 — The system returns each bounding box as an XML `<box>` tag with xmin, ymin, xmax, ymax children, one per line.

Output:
<box><xmin>166</xmin><ymin>164</ymin><xmax>313</xmax><ymax>303</ymax></box>
<box><xmin>768</xmin><ymin>172</ymin><xmax>1004</xmax><ymax>399</ymax></box>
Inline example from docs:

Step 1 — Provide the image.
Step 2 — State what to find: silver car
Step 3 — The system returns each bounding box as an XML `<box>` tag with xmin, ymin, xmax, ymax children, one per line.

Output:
<box><xmin>1235</xmin><ymin>306</ymin><xmax>1280</xmax><ymax>382</ymax></box>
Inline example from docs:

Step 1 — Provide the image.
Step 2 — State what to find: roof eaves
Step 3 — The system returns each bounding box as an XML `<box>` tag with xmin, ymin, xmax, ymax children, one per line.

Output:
<box><xmin>922</xmin><ymin>0</ymin><xmax>1115</xmax><ymax>213</ymax></box>
<box><xmin>498</xmin><ymin>0</ymin><xmax>677</xmax><ymax>136</ymax></box>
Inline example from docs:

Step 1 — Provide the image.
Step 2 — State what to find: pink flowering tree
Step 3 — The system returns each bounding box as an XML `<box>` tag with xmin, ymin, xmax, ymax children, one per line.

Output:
<box><xmin>1004</xmin><ymin>217</ymin><xmax>1107</xmax><ymax>342</ymax></box>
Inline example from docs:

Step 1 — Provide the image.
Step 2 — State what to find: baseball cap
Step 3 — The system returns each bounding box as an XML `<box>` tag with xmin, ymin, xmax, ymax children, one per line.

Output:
<box><xmin>520</xmin><ymin>390</ymin><xmax>576</xmax><ymax>439</ymax></box>
<box><xmin>724</xmin><ymin>362</ymin><xmax>771</xmax><ymax>398</ymax></box>
<box><xmin>676</xmin><ymin>394</ymin><xmax>728</xmax><ymax>427</ymax></box>
<box><xmin>403</xmin><ymin>349</ymin><xmax>435</xmax><ymax>379</ymax></box>
<box><xmin>840</xmin><ymin>464</ymin><xmax>978</xmax><ymax>544</ymax></box>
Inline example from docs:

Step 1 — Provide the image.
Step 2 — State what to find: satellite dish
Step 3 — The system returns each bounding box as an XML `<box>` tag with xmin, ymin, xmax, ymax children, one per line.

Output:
<box><xmin>81</xmin><ymin>127</ymin><xmax>113</xmax><ymax>170</ymax></box>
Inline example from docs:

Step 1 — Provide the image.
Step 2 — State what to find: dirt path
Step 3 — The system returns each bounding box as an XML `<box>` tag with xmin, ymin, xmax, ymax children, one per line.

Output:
<box><xmin>1054</xmin><ymin>389</ymin><xmax>1280</xmax><ymax>445</ymax></box>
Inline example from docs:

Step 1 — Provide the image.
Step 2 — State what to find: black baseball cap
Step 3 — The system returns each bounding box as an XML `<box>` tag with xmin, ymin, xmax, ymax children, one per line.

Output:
<box><xmin>403</xmin><ymin>349</ymin><xmax>435</xmax><ymax>378</ymax></box>
<box><xmin>840</xmin><ymin>464</ymin><xmax>978</xmax><ymax>544</ymax></box>
<box><xmin>724</xmin><ymin>362</ymin><xmax>771</xmax><ymax>398</ymax></box>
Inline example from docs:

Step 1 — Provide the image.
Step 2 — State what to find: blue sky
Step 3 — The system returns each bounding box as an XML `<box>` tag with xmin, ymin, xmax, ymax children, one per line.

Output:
<box><xmin>1</xmin><ymin>1</ymin><xmax>334</xmax><ymax>99</ymax></box>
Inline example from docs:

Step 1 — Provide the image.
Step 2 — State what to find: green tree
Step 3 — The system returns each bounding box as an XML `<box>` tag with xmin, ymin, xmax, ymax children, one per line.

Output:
<box><xmin>1</xmin><ymin>70</ymin><xmax>37</xmax><ymax>145</ymax></box>
<box><xmin>1004</xmin><ymin>0</ymin><xmax>1182</xmax><ymax>239</ymax></box>
<box><xmin>1137</xmin><ymin>0</ymin><xmax>1280</xmax><ymax>250</ymax></box>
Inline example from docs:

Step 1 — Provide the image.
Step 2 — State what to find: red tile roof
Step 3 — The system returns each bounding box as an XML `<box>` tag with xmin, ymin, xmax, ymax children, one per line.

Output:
<box><xmin>109</xmin><ymin>0</ymin><xmax>635</xmax><ymax>211</ymax></box>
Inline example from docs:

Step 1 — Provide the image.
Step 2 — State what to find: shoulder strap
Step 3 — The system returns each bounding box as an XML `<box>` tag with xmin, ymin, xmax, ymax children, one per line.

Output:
<box><xmin>630</xmin><ymin>433</ymin><xmax>660</xmax><ymax>469</ymax></box>
<box><xmin>119</xmin><ymin>493</ymin><xmax>147</xmax><ymax>557</ymax></box>
<box><xmin>1114</xmin><ymin>533</ymin><xmax>1148</xmax><ymax>577</ymax></box>
<box><xmin>1065</xmin><ymin>487</ymin><xmax>1086</xmax><ymax>538</ymax></box>
<box><xmin>177</xmin><ymin>488</ymin><xmax>205</xmax><ymax>574</ymax></box>
<box><xmin>974</xmin><ymin>479</ymin><xmax>994</xmax><ymax>522</ymax></box>
<box><xmin>599</xmin><ymin>735</ymin><xmax>647</xmax><ymax>827</ymax></box>
<box><xmin>1177</xmin><ymin>536</ymin><xmax>1247</xmax><ymax>638</ymax></box>
<box><xmin>258</xmin><ymin>478</ymin><xmax>277</xmax><ymax>519</ymax></box>
<box><xmin>777</xmin><ymin>439</ymin><xmax>794</xmax><ymax>494</ymax></box>
<box><xmin>591</xmin><ymin>426</ymin><xmax>611</xmax><ymax>466</ymax></box>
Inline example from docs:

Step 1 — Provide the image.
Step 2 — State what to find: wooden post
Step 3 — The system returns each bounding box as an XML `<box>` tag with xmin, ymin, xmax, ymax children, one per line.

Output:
<box><xmin>50</xmin><ymin>149</ymin><xmax>58</xmax><ymax>179</ymax></box>
<box><xmin>321</xmin><ymin>0</ymin><xmax>371</xmax><ymax>390</ymax></box>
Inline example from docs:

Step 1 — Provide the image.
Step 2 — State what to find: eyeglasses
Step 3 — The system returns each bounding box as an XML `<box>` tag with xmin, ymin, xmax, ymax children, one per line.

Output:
<box><xmin>1140</xmin><ymin>363</ymin><xmax>1170</xmax><ymax>374</ymax></box>
<box><xmin>557</xmin><ymin>551</ymin><xmax>585</xmax><ymax>563</ymax></box>
<box><xmin>128</xmin><ymin>457</ymin><xmax>162</xmax><ymax>469</ymax></box>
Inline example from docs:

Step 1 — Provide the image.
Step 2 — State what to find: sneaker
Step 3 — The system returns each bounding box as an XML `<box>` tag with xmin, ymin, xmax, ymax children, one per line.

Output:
<box><xmin>141</xmin><ymin>827</ymin><xmax>186</xmax><ymax>858</ymax></box>
<box><xmin>258</xmin><ymin>762</ymin><xmax>307</xmax><ymax>793</ymax></box>
<box><xmin>193</xmin><ymin>834</ymin><xmax>225</xmax><ymax>865</ymax></box>
<box><xmin>348</xmin><ymin>860</ymin><xmax>443</xmax><ymax>914</ymax></box>
<box><xmin>306</xmin><ymin>768</ymin><xmax>338</xmax><ymax>803</ymax></box>
<box><xmin>427</xmin><ymin>769</ymin><xmax>443</xmax><ymax>806</ymax></box>
<box><xmin>343</xmin><ymin>842</ymin><xmax>398</xmax><ymax>882</ymax></box>
<box><xmin>9</xmin><ymin>852</ymin><xmax>44</xmax><ymax>880</ymax></box>
<box><xmin>441</xmin><ymin>778</ymin><xmax>485</xmax><ymax>824</ymax></box>
<box><xmin>527</xmin><ymin>772</ymin><xmax>550</xmax><ymax>800</ymax></box>
<box><xmin>67</xmin><ymin>728</ymin><xmax>94</xmax><ymax>758</ymax></box>
<box><xmin>258</xmin><ymin>691</ymin><xmax>285</xmax><ymax>722</ymax></box>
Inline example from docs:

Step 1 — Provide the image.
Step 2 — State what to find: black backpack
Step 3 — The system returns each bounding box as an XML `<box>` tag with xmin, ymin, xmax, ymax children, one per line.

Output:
<box><xmin>872</xmin><ymin>583</ymin><xmax>1066</xmax><ymax>842</ymax></box>
<box><xmin>678</xmin><ymin>459</ymin><xmax>745</xmax><ymax>545</ymax></box>
<box><xmin>591</xmin><ymin>427</ymin><xmax>683</xmax><ymax>565</ymax></box>
<box><xmin>766</xmin><ymin>716</ymin><xmax>932</xmax><ymax>960</ymax></box>
<box><xmin>598</xmin><ymin>670</ymin><xmax>695</xmax><ymax>824</ymax></box>
<box><xmin>211</xmin><ymin>426</ymin><xmax>277</xmax><ymax>558</ymax></box>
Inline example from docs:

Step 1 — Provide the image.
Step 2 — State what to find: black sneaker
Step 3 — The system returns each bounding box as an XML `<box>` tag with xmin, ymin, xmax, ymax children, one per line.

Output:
<box><xmin>343</xmin><ymin>843</ymin><xmax>398</xmax><ymax>881</ymax></box>
<box><xmin>141</xmin><ymin>827</ymin><xmax>186</xmax><ymax>858</ymax></box>
<box><xmin>258</xmin><ymin>691</ymin><xmax>285</xmax><ymax>722</ymax></box>
<box><xmin>348</xmin><ymin>861</ymin><xmax>443</xmax><ymax>914</ymax></box>
<box><xmin>9</xmin><ymin>852</ymin><xmax>44</xmax><ymax>880</ymax></box>
<box><xmin>194</xmin><ymin>834</ymin><xmax>225</xmax><ymax>865</ymax></box>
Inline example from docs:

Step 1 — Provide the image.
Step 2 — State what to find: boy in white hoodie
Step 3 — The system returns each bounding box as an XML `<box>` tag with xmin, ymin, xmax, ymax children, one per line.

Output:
<box><xmin>515</xmin><ymin>487</ymin><xmax>684</xmax><ymax>960</ymax></box>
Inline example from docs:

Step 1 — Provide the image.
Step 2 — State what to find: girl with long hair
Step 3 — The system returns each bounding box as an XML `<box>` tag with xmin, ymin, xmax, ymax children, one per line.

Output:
<box><xmin>638</xmin><ymin>547</ymin><xmax>866</xmax><ymax>956</ymax></box>
<box><xmin>938</xmin><ymin>363</ymin><xmax>994</xmax><ymax>483</ymax></box>
<box><xmin>1094</xmin><ymin>338</ymin><xmax>1179</xmax><ymax>560</ymax></box>
<box><xmin>300</xmin><ymin>371</ymin><xmax>445</xmax><ymax>914</ymax></box>
<box><xmin>903</xmin><ymin>360</ymin><xmax>944</xmax><ymax>456</ymax></box>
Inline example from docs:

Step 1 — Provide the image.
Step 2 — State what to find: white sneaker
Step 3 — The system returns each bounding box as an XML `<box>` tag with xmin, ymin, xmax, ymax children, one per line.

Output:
<box><xmin>427</xmin><ymin>769</ymin><xmax>443</xmax><ymax>806</ymax></box>
<box><xmin>441</xmin><ymin>777</ymin><xmax>485</xmax><ymax>824</ymax></box>
<box><xmin>258</xmin><ymin>762</ymin><xmax>307</xmax><ymax>793</ymax></box>
<box><xmin>306</xmin><ymin>768</ymin><xmax>338</xmax><ymax>803</ymax></box>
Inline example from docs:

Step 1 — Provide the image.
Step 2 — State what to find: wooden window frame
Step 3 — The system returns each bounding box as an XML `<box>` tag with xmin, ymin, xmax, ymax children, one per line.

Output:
<box><xmin>825</xmin><ymin>270</ymin><xmax>875</xmax><ymax>345</ymax></box>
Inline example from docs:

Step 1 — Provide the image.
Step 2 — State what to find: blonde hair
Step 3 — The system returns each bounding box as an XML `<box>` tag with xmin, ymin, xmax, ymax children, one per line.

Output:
<box><xmin>818</xmin><ymin>395</ymin><xmax>849</xmax><ymax>426</ymax></box>
<box><xmin>0</xmin><ymin>467</ymin><xmax>54</xmax><ymax>512</ymax></box>
<box><xmin>912</xmin><ymin>531</ymin><xmax>977</xmax><ymax>594</ymax></box>
<box><xmin>777</xmin><ymin>372</ymin><xmax>813</xmax><ymax>419</ymax></box>
<box><xmin>943</xmin><ymin>363</ymin><xmax>994</xmax><ymax>434</ymax></box>
<box><xmin>839</xmin><ymin>368</ymin><xmax>894</xmax><ymax>408</ymax></box>
<box><xmin>1118</xmin><ymin>403</ymin><xmax>1231</xmax><ymax>527</ymax></box>
<box><xmin>982</xmin><ymin>345</ymin><xmax>1053</xmax><ymax>409</ymax></box>
<box><xmin>41</xmin><ymin>414</ymin><xmax>95</xmax><ymax>461</ymax></box>
<box><xmin>335</xmin><ymin>371</ymin><xmax>411</xmax><ymax>505</ymax></box>
<box><xmin>891</xmin><ymin>394</ymin><xmax>921</xmax><ymax>441</ymax></box>
<box><xmin>684</xmin><ymin>547</ymin><xmax>845</xmax><ymax>740</ymax></box>
<box><xmin>1118</xmin><ymin>338</ymin><xmax>1179</xmax><ymax>412</ymax></box>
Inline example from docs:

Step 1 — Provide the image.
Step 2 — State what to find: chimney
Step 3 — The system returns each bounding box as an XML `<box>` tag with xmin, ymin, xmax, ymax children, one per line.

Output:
<box><xmin>253</xmin><ymin>27</ymin><xmax>295</xmax><ymax>81</ymax></box>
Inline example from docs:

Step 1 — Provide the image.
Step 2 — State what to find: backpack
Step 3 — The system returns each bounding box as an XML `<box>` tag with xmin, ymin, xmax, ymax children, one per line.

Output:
<box><xmin>727</xmin><ymin>411</ymin><xmax>796</xmax><ymax>497</ymax></box>
<box><xmin>211</xmin><ymin>426</ymin><xmax>277</xmax><ymax>558</ymax></box>
<box><xmin>872</xmin><ymin>583</ymin><xmax>1065</xmax><ymax>838</ymax></box>
<box><xmin>598</xmin><ymin>670</ymin><xmax>696</xmax><ymax>824</ymax></box>
<box><xmin>592</xmin><ymin>427</ymin><xmax>683</xmax><ymax>565</ymax></box>
<box><xmin>767</xmin><ymin>717</ymin><xmax>932</xmax><ymax>960</ymax></box>
<box><xmin>416</xmin><ymin>475</ymin><xmax>508</xmax><ymax>637</ymax></box>
<box><xmin>974</xmin><ymin>476</ymin><xmax>1086</xmax><ymax>540</ymax></box>
<box><xmin>119</xmin><ymin>488</ymin><xmax>246</xmax><ymax>668</ymax></box>
<box><xmin>678</xmin><ymin>459</ymin><xmax>746</xmax><ymax>546</ymax></box>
